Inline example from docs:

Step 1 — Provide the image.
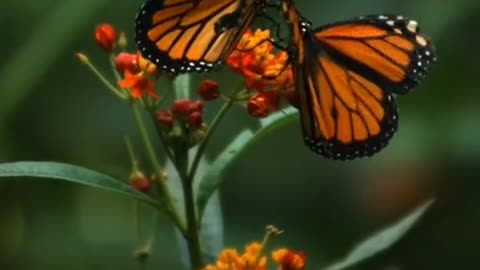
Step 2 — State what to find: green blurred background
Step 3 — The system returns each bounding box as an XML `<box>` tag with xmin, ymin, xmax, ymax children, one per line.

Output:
<box><xmin>0</xmin><ymin>0</ymin><xmax>479</xmax><ymax>269</ymax></box>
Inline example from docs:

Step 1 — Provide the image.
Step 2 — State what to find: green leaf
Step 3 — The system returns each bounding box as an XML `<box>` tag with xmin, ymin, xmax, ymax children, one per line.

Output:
<box><xmin>199</xmin><ymin>191</ymin><xmax>223</xmax><ymax>264</ymax></box>
<box><xmin>0</xmin><ymin>161</ymin><xmax>163</xmax><ymax>209</ymax></box>
<box><xmin>196</xmin><ymin>107</ymin><xmax>298</xmax><ymax>221</ymax></box>
<box><xmin>322</xmin><ymin>199</ymin><xmax>434</xmax><ymax>270</ymax></box>
<box><xmin>168</xmin><ymin>153</ymin><xmax>224</xmax><ymax>267</ymax></box>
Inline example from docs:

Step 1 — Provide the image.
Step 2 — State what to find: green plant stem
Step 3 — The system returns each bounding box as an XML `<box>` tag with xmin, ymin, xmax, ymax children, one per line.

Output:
<box><xmin>253</xmin><ymin>226</ymin><xmax>281</xmax><ymax>266</ymax></box>
<box><xmin>133</xmin><ymin>201</ymin><xmax>147</xmax><ymax>270</ymax></box>
<box><xmin>187</xmin><ymin>95</ymin><xmax>237</xmax><ymax>183</ymax></box>
<box><xmin>176</xmin><ymin>138</ymin><xmax>203</xmax><ymax>269</ymax></box>
<box><xmin>178</xmin><ymin>87</ymin><xmax>244</xmax><ymax>268</ymax></box>
<box><xmin>125</xmin><ymin>136</ymin><xmax>139</xmax><ymax>171</ymax></box>
<box><xmin>81</xmin><ymin>58</ymin><xmax>127</xmax><ymax>100</ymax></box>
<box><xmin>131</xmin><ymin>103</ymin><xmax>187</xmax><ymax>234</ymax></box>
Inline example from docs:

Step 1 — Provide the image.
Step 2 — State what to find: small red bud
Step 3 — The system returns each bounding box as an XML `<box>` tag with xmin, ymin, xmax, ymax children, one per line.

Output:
<box><xmin>172</xmin><ymin>99</ymin><xmax>192</xmax><ymax>119</ymax></box>
<box><xmin>189</xmin><ymin>100</ymin><xmax>204</xmax><ymax>113</ymax></box>
<box><xmin>187</xmin><ymin>111</ymin><xmax>203</xmax><ymax>129</ymax></box>
<box><xmin>115</xmin><ymin>52</ymin><xmax>138</xmax><ymax>72</ymax></box>
<box><xmin>155</xmin><ymin>109</ymin><xmax>174</xmax><ymax>129</ymax></box>
<box><xmin>197</xmin><ymin>80</ymin><xmax>220</xmax><ymax>100</ymax></box>
<box><xmin>95</xmin><ymin>23</ymin><xmax>117</xmax><ymax>53</ymax></box>
<box><xmin>247</xmin><ymin>93</ymin><xmax>270</xmax><ymax>118</ymax></box>
<box><xmin>130</xmin><ymin>171</ymin><xmax>149</xmax><ymax>193</ymax></box>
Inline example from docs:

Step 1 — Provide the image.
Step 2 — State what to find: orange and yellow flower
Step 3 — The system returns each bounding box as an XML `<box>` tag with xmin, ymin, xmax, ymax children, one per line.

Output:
<box><xmin>117</xmin><ymin>53</ymin><xmax>159</xmax><ymax>99</ymax></box>
<box><xmin>227</xmin><ymin>29</ymin><xmax>294</xmax><ymax>93</ymax></box>
<box><xmin>272</xmin><ymin>249</ymin><xmax>306</xmax><ymax>270</ymax></box>
<box><xmin>202</xmin><ymin>243</ymin><xmax>306</xmax><ymax>270</ymax></box>
<box><xmin>202</xmin><ymin>242</ymin><xmax>267</xmax><ymax>270</ymax></box>
<box><xmin>228</xmin><ymin>29</ymin><xmax>297</xmax><ymax>118</ymax></box>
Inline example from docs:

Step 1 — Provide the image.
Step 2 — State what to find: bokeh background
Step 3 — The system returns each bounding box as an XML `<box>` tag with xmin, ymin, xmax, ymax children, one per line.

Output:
<box><xmin>0</xmin><ymin>0</ymin><xmax>479</xmax><ymax>269</ymax></box>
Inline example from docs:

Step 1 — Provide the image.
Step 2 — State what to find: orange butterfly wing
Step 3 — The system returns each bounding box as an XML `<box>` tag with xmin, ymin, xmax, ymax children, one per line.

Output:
<box><xmin>135</xmin><ymin>0</ymin><xmax>262</xmax><ymax>74</ymax></box>
<box><xmin>294</xmin><ymin>15</ymin><xmax>436</xmax><ymax>159</ymax></box>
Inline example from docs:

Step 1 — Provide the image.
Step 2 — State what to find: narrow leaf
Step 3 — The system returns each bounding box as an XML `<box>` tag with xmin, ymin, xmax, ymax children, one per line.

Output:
<box><xmin>0</xmin><ymin>161</ymin><xmax>163</xmax><ymax>209</ymax></box>
<box><xmin>169</xmin><ymin>152</ymin><xmax>224</xmax><ymax>268</ymax></box>
<box><xmin>199</xmin><ymin>191</ymin><xmax>223</xmax><ymax>264</ymax></box>
<box><xmin>196</xmin><ymin>108</ymin><xmax>298</xmax><ymax>221</ymax></box>
<box><xmin>322</xmin><ymin>199</ymin><xmax>434</xmax><ymax>270</ymax></box>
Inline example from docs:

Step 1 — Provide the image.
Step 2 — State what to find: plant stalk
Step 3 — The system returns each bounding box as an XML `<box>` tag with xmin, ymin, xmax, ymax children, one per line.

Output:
<box><xmin>175</xmin><ymin>132</ymin><xmax>203</xmax><ymax>269</ymax></box>
<box><xmin>131</xmin><ymin>103</ymin><xmax>187</xmax><ymax>234</ymax></box>
<box><xmin>187</xmin><ymin>93</ymin><xmax>238</xmax><ymax>183</ymax></box>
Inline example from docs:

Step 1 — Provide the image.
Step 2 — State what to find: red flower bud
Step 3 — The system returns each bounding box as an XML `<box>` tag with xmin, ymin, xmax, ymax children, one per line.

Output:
<box><xmin>130</xmin><ymin>171</ymin><xmax>149</xmax><ymax>193</ymax></box>
<box><xmin>189</xmin><ymin>100</ymin><xmax>204</xmax><ymax>113</ymax></box>
<box><xmin>115</xmin><ymin>52</ymin><xmax>138</xmax><ymax>72</ymax></box>
<box><xmin>247</xmin><ymin>93</ymin><xmax>270</xmax><ymax>118</ymax></box>
<box><xmin>156</xmin><ymin>109</ymin><xmax>174</xmax><ymax>129</ymax></box>
<box><xmin>95</xmin><ymin>23</ymin><xmax>117</xmax><ymax>53</ymax></box>
<box><xmin>172</xmin><ymin>99</ymin><xmax>192</xmax><ymax>119</ymax></box>
<box><xmin>187</xmin><ymin>111</ymin><xmax>203</xmax><ymax>129</ymax></box>
<box><xmin>197</xmin><ymin>80</ymin><xmax>220</xmax><ymax>100</ymax></box>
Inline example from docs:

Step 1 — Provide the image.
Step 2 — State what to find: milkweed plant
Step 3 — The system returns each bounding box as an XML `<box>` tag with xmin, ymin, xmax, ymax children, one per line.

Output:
<box><xmin>0</xmin><ymin>23</ymin><xmax>433</xmax><ymax>270</ymax></box>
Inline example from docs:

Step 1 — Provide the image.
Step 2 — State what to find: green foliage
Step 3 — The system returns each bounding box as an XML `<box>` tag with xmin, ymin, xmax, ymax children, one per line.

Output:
<box><xmin>196</xmin><ymin>107</ymin><xmax>298</xmax><ymax>221</ymax></box>
<box><xmin>0</xmin><ymin>162</ymin><xmax>161</xmax><ymax>209</ymax></box>
<box><xmin>322</xmin><ymin>200</ymin><xmax>434</xmax><ymax>270</ymax></box>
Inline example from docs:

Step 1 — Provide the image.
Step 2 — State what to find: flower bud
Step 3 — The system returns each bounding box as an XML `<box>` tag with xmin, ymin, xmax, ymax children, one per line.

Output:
<box><xmin>75</xmin><ymin>53</ymin><xmax>89</xmax><ymax>65</ymax></box>
<box><xmin>189</xmin><ymin>100</ymin><xmax>204</xmax><ymax>113</ymax></box>
<box><xmin>129</xmin><ymin>171</ymin><xmax>149</xmax><ymax>193</ymax></box>
<box><xmin>197</xmin><ymin>80</ymin><xmax>220</xmax><ymax>100</ymax></box>
<box><xmin>172</xmin><ymin>99</ymin><xmax>192</xmax><ymax>119</ymax></box>
<box><xmin>155</xmin><ymin>109</ymin><xmax>174</xmax><ymax>129</ymax></box>
<box><xmin>115</xmin><ymin>53</ymin><xmax>138</xmax><ymax>72</ymax></box>
<box><xmin>118</xmin><ymin>32</ymin><xmax>128</xmax><ymax>49</ymax></box>
<box><xmin>187</xmin><ymin>111</ymin><xmax>203</xmax><ymax>129</ymax></box>
<box><xmin>95</xmin><ymin>23</ymin><xmax>117</xmax><ymax>53</ymax></box>
<box><xmin>247</xmin><ymin>93</ymin><xmax>270</xmax><ymax>118</ymax></box>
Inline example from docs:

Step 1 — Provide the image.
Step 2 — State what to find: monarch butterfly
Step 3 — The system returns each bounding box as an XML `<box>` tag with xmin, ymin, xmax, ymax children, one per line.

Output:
<box><xmin>135</xmin><ymin>0</ymin><xmax>266</xmax><ymax>74</ymax></box>
<box><xmin>279</xmin><ymin>0</ymin><xmax>437</xmax><ymax>160</ymax></box>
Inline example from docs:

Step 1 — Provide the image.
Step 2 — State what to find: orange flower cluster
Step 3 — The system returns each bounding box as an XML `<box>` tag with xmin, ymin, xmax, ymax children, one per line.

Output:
<box><xmin>117</xmin><ymin>52</ymin><xmax>159</xmax><ymax>99</ymax></box>
<box><xmin>202</xmin><ymin>242</ymin><xmax>306</xmax><ymax>270</ymax></box>
<box><xmin>227</xmin><ymin>29</ymin><xmax>298</xmax><ymax>118</ymax></box>
<box><xmin>272</xmin><ymin>249</ymin><xmax>307</xmax><ymax>270</ymax></box>
<box><xmin>93</xmin><ymin>23</ymin><xmax>159</xmax><ymax>100</ymax></box>
<box><xmin>227</xmin><ymin>29</ymin><xmax>293</xmax><ymax>92</ymax></box>
<box><xmin>202</xmin><ymin>242</ymin><xmax>266</xmax><ymax>270</ymax></box>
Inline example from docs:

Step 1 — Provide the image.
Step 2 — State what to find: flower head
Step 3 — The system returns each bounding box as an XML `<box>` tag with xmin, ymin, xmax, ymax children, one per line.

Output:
<box><xmin>115</xmin><ymin>52</ymin><xmax>138</xmax><ymax>72</ymax></box>
<box><xmin>227</xmin><ymin>29</ymin><xmax>297</xmax><ymax>118</ymax></box>
<box><xmin>272</xmin><ymin>249</ymin><xmax>306</xmax><ymax>270</ymax></box>
<box><xmin>95</xmin><ymin>23</ymin><xmax>117</xmax><ymax>53</ymax></box>
<box><xmin>201</xmin><ymin>242</ymin><xmax>266</xmax><ymax>270</ymax></box>
<box><xmin>117</xmin><ymin>53</ymin><xmax>159</xmax><ymax>99</ymax></box>
<box><xmin>129</xmin><ymin>170</ymin><xmax>150</xmax><ymax>193</ymax></box>
<box><xmin>197</xmin><ymin>80</ymin><xmax>221</xmax><ymax>101</ymax></box>
<box><xmin>203</xmin><ymin>244</ymin><xmax>306</xmax><ymax>270</ymax></box>
<box><xmin>227</xmin><ymin>29</ymin><xmax>293</xmax><ymax>93</ymax></box>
